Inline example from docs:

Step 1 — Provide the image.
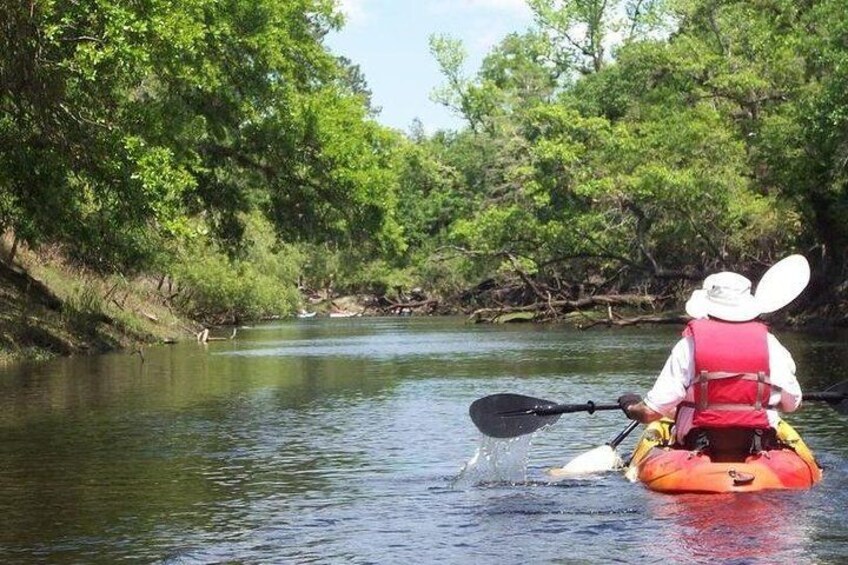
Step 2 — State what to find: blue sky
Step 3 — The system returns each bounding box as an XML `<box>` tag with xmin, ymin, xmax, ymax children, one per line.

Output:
<box><xmin>326</xmin><ymin>0</ymin><xmax>534</xmax><ymax>133</ymax></box>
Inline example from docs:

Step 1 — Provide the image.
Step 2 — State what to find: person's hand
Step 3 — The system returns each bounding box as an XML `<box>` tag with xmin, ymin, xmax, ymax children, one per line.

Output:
<box><xmin>617</xmin><ymin>393</ymin><xmax>642</xmax><ymax>418</ymax></box>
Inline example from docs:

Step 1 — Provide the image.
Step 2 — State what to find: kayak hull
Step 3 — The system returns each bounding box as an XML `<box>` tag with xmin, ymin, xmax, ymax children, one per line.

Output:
<box><xmin>628</xmin><ymin>419</ymin><xmax>822</xmax><ymax>494</ymax></box>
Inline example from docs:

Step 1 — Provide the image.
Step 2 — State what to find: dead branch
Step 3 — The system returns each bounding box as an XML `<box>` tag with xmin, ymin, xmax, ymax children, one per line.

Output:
<box><xmin>579</xmin><ymin>314</ymin><xmax>689</xmax><ymax>329</ymax></box>
<box><xmin>469</xmin><ymin>293</ymin><xmax>655</xmax><ymax>320</ymax></box>
<box><xmin>387</xmin><ymin>299</ymin><xmax>438</xmax><ymax>311</ymax></box>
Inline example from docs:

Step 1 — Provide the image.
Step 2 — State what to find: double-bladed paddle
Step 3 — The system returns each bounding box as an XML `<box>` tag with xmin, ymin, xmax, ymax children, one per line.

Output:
<box><xmin>470</xmin><ymin>380</ymin><xmax>848</xmax><ymax>439</ymax></box>
<box><xmin>470</xmin><ymin>255</ymin><xmax>829</xmax><ymax>476</ymax></box>
<box><xmin>471</xmin><ymin>256</ymin><xmax>815</xmax><ymax>440</ymax></box>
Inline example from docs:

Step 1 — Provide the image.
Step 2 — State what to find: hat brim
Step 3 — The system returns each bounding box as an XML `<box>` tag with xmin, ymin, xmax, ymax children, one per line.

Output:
<box><xmin>685</xmin><ymin>289</ymin><xmax>760</xmax><ymax>322</ymax></box>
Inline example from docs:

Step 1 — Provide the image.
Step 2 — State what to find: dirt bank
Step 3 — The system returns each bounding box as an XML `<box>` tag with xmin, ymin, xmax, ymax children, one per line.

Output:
<box><xmin>0</xmin><ymin>246</ymin><xmax>198</xmax><ymax>362</ymax></box>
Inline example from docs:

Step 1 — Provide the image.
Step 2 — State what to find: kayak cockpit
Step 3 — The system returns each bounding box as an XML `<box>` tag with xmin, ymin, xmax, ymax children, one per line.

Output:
<box><xmin>627</xmin><ymin>419</ymin><xmax>822</xmax><ymax>494</ymax></box>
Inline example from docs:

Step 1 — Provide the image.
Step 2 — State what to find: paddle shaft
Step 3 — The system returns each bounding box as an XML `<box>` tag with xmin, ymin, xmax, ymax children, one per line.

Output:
<box><xmin>608</xmin><ymin>420</ymin><xmax>640</xmax><ymax>449</ymax></box>
<box><xmin>531</xmin><ymin>401</ymin><xmax>619</xmax><ymax>416</ymax></box>
<box><xmin>803</xmin><ymin>391</ymin><xmax>846</xmax><ymax>403</ymax></box>
<box><xmin>537</xmin><ymin>391</ymin><xmax>845</xmax><ymax>416</ymax></box>
<box><xmin>532</xmin><ymin>391</ymin><xmax>844</xmax><ymax>416</ymax></box>
<box><xmin>518</xmin><ymin>391</ymin><xmax>844</xmax><ymax>418</ymax></box>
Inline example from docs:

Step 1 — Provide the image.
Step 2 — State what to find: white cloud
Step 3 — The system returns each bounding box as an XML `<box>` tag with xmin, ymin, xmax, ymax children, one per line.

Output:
<box><xmin>424</xmin><ymin>0</ymin><xmax>534</xmax><ymax>62</ymax></box>
<box><xmin>427</xmin><ymin>0</ymin><xmax>531</xmax><ymax>17</ymax></box>
<box><xmin>462</xmin><ymin>0</ymin><xmax>531</xmax><ymax>12</ymax></box>
<box><xmin>336</xmin><ymin>0</ymin><xmax>369</xmax><ymax>25</ymax></box>
<box><xmin>469</xmin><ymin>26</ymin><xmax>508</xmax><ymax>53</ymax></box>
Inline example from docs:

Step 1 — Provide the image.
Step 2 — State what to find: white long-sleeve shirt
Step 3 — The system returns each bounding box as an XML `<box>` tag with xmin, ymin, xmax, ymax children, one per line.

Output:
<box><xmin>644</xmin><ymin>333</ymin><xmax>802</xmax><ymax>443</ymax></box>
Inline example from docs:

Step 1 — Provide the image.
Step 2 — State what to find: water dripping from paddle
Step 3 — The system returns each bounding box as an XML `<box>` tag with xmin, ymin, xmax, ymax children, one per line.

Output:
<box><xmin>451</xmin><ymin>434</ymin><xmax>534</xmax><ymax>488</ymax></box>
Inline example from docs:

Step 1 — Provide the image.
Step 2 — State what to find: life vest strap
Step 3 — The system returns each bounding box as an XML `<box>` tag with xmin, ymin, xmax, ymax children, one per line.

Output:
<box><xmin>681</xmin><ymin>401</ymin><xmax>777</xmax><ymax>412</ymax></box>
<box><xmin>692</xmin><ymin>403</ymin><xmax>767</xmax><ymax>412</ymax></box>
<box><xmin>694</xmin><ymin>370</ymin><xmax>771</xmax><ymax>411</ymax></box>
<box><xmin>694</xmin><ymin>371</ymin><xmax>769</xmax><ymax>382</ymax></box>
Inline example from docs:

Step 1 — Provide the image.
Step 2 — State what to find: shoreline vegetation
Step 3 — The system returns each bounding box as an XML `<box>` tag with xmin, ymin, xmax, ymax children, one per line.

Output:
<box><xmin>0</xmin><ymin>238</ymin><xmax>835</xmax><ymax>364</ymax></box>
<box><xmin>4</xmin><ymin>2</ymin><xmax>848</xmax><ymax>362</ymax></box>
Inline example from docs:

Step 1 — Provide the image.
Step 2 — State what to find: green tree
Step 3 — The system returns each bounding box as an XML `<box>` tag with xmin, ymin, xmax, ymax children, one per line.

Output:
<box><xmin>422</xmin><ymin>0</ymin><xmax>809</xmax><ymax>303</ymax></box>
<box><xmin>0</xmin><ymin>0</ymin><xmax>400</xmax><ymax>274</ymax></box>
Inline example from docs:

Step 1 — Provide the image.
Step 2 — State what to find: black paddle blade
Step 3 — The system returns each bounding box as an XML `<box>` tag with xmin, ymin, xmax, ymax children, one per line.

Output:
<box><xmin>469</xmin><ymin>393</ymin><xmax>562</xmax><ymax>438</ymax></box>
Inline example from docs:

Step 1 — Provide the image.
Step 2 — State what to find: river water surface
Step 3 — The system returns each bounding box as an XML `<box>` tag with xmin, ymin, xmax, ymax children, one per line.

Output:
<box><xmin>0</xmin><ymin>317</ymin><xmax>846</xmax><ymax>564</ymax></box>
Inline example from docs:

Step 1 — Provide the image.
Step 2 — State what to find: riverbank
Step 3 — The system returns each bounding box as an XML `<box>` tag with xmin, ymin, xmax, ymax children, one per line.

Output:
<box><xmin>0</xmin><ymin>245</ymin><xmax>197</xmax><ymax>362</ymax></box>
<box><xmin>0</xmin><ymin>243</ymin><xmax>840</xmax><ymax>363</ymax></box>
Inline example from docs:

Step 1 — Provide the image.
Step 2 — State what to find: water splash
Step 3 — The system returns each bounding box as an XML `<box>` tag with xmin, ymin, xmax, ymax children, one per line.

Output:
<box><xmin>451</xmin><ymin>434</ymin><xmax>534</xmax><ymax>488</ymax></box>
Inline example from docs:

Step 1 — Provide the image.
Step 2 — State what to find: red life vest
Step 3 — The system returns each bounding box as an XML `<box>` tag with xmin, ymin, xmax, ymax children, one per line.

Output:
<box><xmin>686</xmin><ymin>319</ymin><xmax>772</xmax><ymax>429</ymax></box>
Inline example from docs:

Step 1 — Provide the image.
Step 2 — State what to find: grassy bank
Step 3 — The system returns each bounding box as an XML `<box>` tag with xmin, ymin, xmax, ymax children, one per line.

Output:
<box><xmin>0</xmin><ymin>244</ymin><xmax>199</xmax><ymax>363</ymax></box>
<box><xmin>0</xmin><ymin>238</ymin><xmax>837</xmax><ymax>365</ymax></box>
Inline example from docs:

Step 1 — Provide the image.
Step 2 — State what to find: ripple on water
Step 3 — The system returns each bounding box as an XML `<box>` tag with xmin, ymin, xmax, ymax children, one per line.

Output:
<box><xmin>0</xmin><ymin>319</ymin><xmax>846</xmax><ymax>564</ymax></box>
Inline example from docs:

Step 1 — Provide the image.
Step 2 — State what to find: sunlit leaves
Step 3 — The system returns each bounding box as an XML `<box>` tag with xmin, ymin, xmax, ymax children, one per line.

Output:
<box><xmin>416</xmin><ymin>0</ymin><xmax>826</xmax><ymax>294</ymax></box>
<box><xmin>0</xmin><ymin>0</ymin><xmax>402</xmax><ymax>279</ymax></box>
<box><xmin>123</xmin><ymin>136</ymin><xmax>195</xmax><ymax>237</ymax></box>
<box><xmin>264</xmin><ymin>88</ymin><xmax>406</xmax><ymax>255</ymax></box>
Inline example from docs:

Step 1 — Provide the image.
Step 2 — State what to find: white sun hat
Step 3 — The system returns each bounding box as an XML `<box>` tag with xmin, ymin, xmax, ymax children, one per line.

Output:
<box><xmin>685</xmin><ymin>271</ymin><xmax>761</xmax><ymax>322</ymax></box>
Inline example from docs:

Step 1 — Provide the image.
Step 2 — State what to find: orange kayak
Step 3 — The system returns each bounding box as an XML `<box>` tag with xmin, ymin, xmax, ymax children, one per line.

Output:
<box><xmin>627</xmin><ymin>419</ymin><xmax>822</xmax><ymax>494</ymax></box>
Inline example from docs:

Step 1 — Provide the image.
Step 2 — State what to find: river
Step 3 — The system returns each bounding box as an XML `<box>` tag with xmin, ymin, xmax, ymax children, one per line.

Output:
<box><xmin>0</xmin><ymin>317</ymin><xmax>845</xmax><ymax>564</ymax></box>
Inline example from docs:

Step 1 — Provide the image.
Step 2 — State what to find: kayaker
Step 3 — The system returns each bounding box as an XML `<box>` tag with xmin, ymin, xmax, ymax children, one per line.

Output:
<box><xmin>617</xmin><ymin>271</ymin><xmax>803</xmax><ymax>459</ymax></box>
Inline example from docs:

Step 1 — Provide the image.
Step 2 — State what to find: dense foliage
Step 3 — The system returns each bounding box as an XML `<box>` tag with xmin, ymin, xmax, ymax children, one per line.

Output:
<box><xmin>2</xmin><ymin>0</ymin><xmax>848</xmax><ymax>322</ymax></box>
<box><xmin>411</xmin><ymin>0</ymin><xmax>848</xmax><ymax>316</ymax></box>
<box><xmin>0</xmin><ymin>0</ymin><xmax>402</xmax><ymax>270</ymax></box>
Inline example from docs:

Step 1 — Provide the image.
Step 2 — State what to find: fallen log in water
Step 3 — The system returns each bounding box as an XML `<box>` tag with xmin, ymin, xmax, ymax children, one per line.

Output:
<box><xmin>578</xmin><ymin>314</ymin><xmax>689</xmax><ymax>329</ymax></box>
<box><xmin>468</xmin><ymin>294</ymin><xmax>657</xmax><ymax>324</ymax></box>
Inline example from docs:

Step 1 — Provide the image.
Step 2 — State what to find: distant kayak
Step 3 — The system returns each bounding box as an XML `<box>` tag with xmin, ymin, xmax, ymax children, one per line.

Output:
<box><xmin>297</xmin><ymin>311</ymin><xmax>317</xmax><ymax>318</ymax></box>
<box><xmin>627</xmin><ymin>419</ymin><xmax>822</xmax><ymax>494</ymax></box>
